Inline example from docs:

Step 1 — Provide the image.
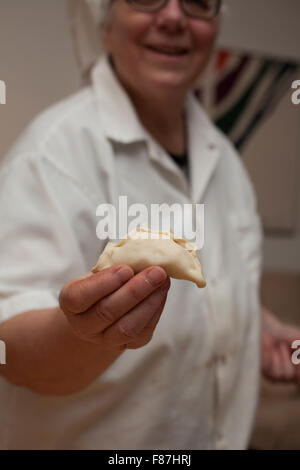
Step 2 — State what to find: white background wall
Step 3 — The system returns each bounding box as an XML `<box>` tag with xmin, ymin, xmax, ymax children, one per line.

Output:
<box><xmin>0</xmin><ymin>0</ymin><xmax>299</xmax><ymax>272</ymax></box>
<box><xmin>218</xmin><ymin>0</ymin><xmax>300</xmax><ymax>273</ymax></box>
<box><xmin>0</xmin><ymin>0</ymin><xmax>80</xmax><ymax>155</ymax></box>
<box><xmin>218</xmin><ymin>0</ymin><xmax>300</xmax><ymax>62</ymax></box>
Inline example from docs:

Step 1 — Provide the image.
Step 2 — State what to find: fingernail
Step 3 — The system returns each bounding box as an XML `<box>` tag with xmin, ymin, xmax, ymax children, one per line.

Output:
<box><xmin>116</xmin><ymin>266</ymin><xmax>133</xmax><ymax>283</ymax></box>
<box><xmin>146</xmin><ymin>267</ymin><xmax>166</xmax><ymax>285</ymax></box>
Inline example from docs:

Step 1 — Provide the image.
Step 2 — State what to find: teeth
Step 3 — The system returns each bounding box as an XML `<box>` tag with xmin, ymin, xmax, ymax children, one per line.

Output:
<box><xmin>151</xmin><ymin>47</ymin><xmax>186</xmax><ymax>55</ymax></box>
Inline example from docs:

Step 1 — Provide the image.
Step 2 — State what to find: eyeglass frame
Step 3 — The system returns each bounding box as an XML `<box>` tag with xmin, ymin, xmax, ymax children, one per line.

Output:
<box><xmin>125</xmin><ymin>0</ymin><xmax>222</xmax><ymax>20</ymax></box>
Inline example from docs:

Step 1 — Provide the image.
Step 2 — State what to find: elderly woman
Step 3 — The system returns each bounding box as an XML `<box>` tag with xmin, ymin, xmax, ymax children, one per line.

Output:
<box><xmin>0</xmin><ymin>0</ymin><xmax>299</xmax><ymax>450</ymax></box>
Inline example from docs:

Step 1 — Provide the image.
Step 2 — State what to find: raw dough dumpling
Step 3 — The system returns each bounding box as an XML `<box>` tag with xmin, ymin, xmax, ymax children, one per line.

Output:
<box><xmin>92</xmin><ymin>226</ymin><xmax>206</xmax><ymax>288</ymax></box>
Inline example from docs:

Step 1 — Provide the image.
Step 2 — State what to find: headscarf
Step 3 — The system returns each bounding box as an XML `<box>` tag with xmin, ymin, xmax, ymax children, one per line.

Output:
<box><xmin>68</xmin><ymin>0</ymin><xmax>112</xmax><ymax>84</ymax></box>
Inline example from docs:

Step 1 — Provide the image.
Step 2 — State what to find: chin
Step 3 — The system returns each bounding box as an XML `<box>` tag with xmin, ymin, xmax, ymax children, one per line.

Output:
<box><xmin>142</xmin><ymin>69</ymin><xmax>192</xmax><ymax>90</ymax></box>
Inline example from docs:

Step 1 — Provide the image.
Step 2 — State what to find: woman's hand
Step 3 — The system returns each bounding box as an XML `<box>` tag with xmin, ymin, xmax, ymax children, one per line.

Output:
<box><xmin>261</xmin><ymin>306</ymin><xmax>300</xmax><ymax>387</ymax></box>
<box><xmin>59</xmin><ymin>264</ymin><xmax>170</xmax><ymax>351</ymax></box>
<box><xmin>0</xmin><ymin>264</ymin><xmax>170</xmax><ymax>395</ymax></box>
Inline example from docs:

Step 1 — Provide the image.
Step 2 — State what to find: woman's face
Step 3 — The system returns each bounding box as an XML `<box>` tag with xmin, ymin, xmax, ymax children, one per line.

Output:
<box><xmin>104</xmin><ymin>0</ymin><xmax>219</xmax><ymax>96</ymax></box>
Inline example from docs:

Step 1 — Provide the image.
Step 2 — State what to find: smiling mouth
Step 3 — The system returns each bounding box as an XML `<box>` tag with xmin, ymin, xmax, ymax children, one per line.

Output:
<box><xmin>145</xmin><ymin>46</ymin><xmax>189</xmax><ymax>56</ymax></box>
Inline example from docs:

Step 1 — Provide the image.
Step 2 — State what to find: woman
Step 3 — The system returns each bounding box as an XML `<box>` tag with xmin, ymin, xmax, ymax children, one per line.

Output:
<box><xmin>0</xmin><ymin>0</ymin><xmax>299</xmax><ymax>450</ymax></box>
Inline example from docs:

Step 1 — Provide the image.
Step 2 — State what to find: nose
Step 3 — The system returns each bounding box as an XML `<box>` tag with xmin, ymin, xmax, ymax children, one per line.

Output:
<box><xmin>155</xmin><ymin>0</ymin><xmax>188</xmax><ymax>32</ymax></box>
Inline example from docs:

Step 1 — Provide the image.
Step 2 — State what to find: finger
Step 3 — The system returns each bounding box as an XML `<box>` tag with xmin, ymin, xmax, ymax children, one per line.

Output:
<box><xmin>269</xmin><ymin>349</ymin><xmax>283</xmax><ymax>381</ymax></box>
<box><xmin>101</xmin><ymin>278</ymin><xmax>170</xmax><ymax>348</ymax></box>
<box><xmin>279</xmin><ymin>342</ymin><xmax>295</xmax><ymax>382</ymax></box>
<box><xmin>144</xmin><ymin>278</ymin><xmax>171</xmax><ymax>330</ymax></box>
<box><xmin>261</xmin><ymin>334</ymin><xmax>273</xmax><ymax>373</ymax></box>
<box><xmin>278</xmin><ymin>325</ymin><xmax>300</xmax><ymax>345</ymax></box>
<box><xmin>295</xmin><ymin>369</ymin><xmax>300</xmax><ymax>389</ymax></box>
<box><xmin>69</xmin><ymin>269</ymin><xmax>169</xmax><ymax>340</ymax></box>
<box><xmin>59</xmin><ymin>264</ymin><xmax>134</xmax><ymax>314</ymax></box>
<box><xmin>124</xmin><ymin>283</ymin><xmax>170</xmax><ymax>350</ymax></box>
<box><xmin>101</xmin><ymin>266</ymin><xmax>168</xmax><ymax>320</ymax></box>
<box><xmin>69</xmin><ymin>266</ymin><xmax>168</xmax><ymax>336</ymax></box>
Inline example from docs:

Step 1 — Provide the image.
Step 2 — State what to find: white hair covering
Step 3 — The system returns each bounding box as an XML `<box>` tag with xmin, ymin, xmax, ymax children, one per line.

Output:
<box><xmin>68</xmin><ymin>0</ymin><xmax>112</xmax><ymax>83</ymax></box>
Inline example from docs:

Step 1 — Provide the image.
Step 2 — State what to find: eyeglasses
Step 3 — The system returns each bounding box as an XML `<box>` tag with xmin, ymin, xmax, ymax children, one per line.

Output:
<box><xmin>125</xmin><ymin>0</ymin><xmax>221</xmax><ymax>20</ymax></box>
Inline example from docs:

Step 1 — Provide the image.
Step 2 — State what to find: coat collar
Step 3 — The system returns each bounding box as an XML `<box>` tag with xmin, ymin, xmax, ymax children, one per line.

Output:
<box><xmin>91</xmin><ymin>54</ymin><xmax>221</xmax><ymax>202</ymax></box>
<box><xmin>91</xmin><ymin>54</ymin><xmax>147</xmax><ymax>144</ymax></box>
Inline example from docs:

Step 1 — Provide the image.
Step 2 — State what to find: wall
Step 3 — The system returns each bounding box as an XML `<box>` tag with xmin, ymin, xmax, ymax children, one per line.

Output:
<box><xmin>0</xmin><ymin>0</ymin><xmax>80</xmax><ymax>155</ymax></box>
<box><xmin>218</xmin><ymin>0</ymin><xmax>300</xmax><ymax>62</ymax></box>
<box><xmin>218</xmin><ymin>0</ymin><xmax>300</xmax><ymax>272</ymax></box>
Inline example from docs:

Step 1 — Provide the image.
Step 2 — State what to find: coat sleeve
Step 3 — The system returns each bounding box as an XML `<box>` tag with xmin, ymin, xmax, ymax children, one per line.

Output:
<box><xmin>0</xmin><ymin>152</ymin><xmax>98</xmax><ymax>323</ymax></box>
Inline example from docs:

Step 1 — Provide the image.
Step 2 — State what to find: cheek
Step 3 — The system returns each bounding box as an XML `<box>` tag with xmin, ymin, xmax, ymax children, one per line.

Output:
<box><xmin>112</xmin><ymin>24</ymin><xmax>145</xmax><ymax>60</ymax></box>
<box><xmin>192</xmin><ymin>20</ymin><xmax>218</xmax><ymax>53</ymax></box>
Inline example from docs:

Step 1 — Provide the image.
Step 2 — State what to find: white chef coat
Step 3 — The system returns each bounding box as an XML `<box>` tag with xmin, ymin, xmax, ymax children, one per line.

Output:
<box><xmin>0</xmin><ymin>54</ymin><xmax>263</xmax><ymax>450</ymax></box>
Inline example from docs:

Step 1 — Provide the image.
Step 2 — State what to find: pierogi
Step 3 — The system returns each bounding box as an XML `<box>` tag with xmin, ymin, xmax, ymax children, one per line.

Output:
<box><xmin>92</xmin><ymin>226</ymin><xmax>206</xmax><ymax>288</ymax></box>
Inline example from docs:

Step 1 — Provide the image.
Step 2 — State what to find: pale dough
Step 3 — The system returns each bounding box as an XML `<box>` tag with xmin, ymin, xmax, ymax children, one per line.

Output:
<box><xmin>92</xmin><ymin>226</ymin><xmax>206</xmax><ymax>288</ymax></box>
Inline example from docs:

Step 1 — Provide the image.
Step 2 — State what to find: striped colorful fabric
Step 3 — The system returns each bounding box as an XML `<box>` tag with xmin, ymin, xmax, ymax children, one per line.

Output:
<box><xmin>195</xmin><ymin>50</ymin><xmax>298</xmax><ymax>150</ymax></box>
